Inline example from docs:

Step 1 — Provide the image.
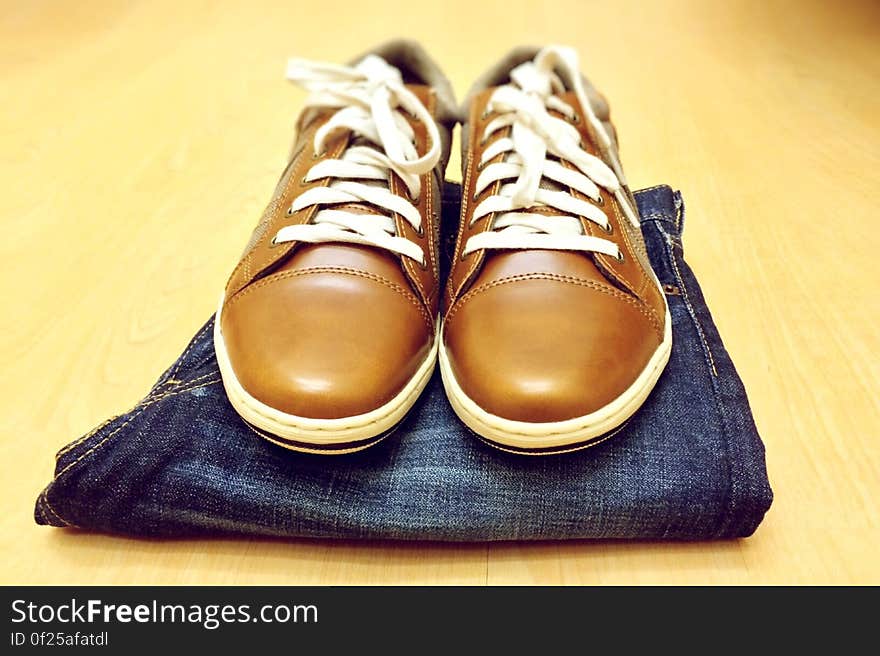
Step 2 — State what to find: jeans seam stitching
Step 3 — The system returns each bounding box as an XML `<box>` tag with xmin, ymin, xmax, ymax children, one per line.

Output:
<box><xmin>50</xmin><ymin>377</ymin><xmax>222</xmax><ymax>487</ymax></box>
<box><xmin>662</xmin><ymin>233</ymin><xmax>718</xmax><ymax>377</ymax></box>
<box><xmin>58</xmin><ymin>366</ymin><xmax>219</xmax><ymax>462</ymax></box>
<box><xmin>55</xmin><ymin>413</ymin><xmax>120</xmax><ymax>459</ymax></box>
<box><xmin>154</xmin><ymin>370</ymin><xmax>218</xmax><ymax>393</ymax></box>
<box><xmin>38</xmin><ymin>487</ymin><xmax>76</xmax><ymax>528</ymax></box>
<box><xmin>35</xmin><ymin>492</ymin><xmax>50</xmax><ymax>525</ymax></box>
<box><xmin>657</xmin><ymin>221</ymin><xmax>736</xmax><ymax>536</ymax></box>
<box><xmin>165</xmin><ymin>320</ymin><xmax>214</xmax><ymax>384</ymax></box>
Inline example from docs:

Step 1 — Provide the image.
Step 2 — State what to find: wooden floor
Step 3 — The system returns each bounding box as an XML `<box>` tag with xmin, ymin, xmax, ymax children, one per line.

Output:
<box><xmin>1</xmin><ymin>0</ymin><xmax>878</xmax><ymax>585</ymax></box>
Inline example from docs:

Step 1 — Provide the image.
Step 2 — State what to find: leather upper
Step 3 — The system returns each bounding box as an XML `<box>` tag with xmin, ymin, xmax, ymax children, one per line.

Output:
<box><xmin>221</xmin><ymin>73</ymin><xmax>453</xmax><ymax>419</ymax></box>
<box><xmin>443</xmin><ymin>83</ymin><xmax>666</xmax><ymax>423</ymax></box>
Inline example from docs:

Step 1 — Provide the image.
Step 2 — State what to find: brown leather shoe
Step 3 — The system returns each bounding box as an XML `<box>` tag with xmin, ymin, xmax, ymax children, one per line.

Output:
<box><xmin>441</xmin><ymin>46</ymin><xmax>672</xmax><ymax>455</ymax></box>
<box><xmin>214</xmin><ymin>41</ymin><xmax>456</xmax><ymax>454</ymax></box>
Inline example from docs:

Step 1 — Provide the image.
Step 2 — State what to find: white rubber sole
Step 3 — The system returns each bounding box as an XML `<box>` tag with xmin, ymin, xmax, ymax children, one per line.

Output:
<box><xmin>439</xmin><ymin>310</ymin><xmax>673</xmax><ymax>455</ymax></box>
<box><xmin>214</xmin><ymin>302</ymin><xmax>438</xmax><ymax>454</ymax></box>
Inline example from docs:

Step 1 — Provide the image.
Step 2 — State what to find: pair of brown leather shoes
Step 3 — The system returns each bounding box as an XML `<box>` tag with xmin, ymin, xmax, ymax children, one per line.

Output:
<box><xmin>214</xmin><ymin>41</ymin><xmax>672</xmax><ymax>456</ymax></box>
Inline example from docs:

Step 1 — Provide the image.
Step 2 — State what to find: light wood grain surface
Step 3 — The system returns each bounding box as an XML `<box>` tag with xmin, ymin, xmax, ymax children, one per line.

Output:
<box><xmin>2</xmin><ymin>0</ymin><xmax>878</xmax><ymax>585</ymax></box>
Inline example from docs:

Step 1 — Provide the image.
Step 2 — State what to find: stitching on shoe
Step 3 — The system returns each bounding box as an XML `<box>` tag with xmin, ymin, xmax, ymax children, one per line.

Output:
<box><xmin>425</xmin><ymin>119</ymin><xmax>440</xmax><ymax>292</ymax></box>
<box><xmin>226</xmin><ymin>267</ymin><xmax>433</xmax><ymax>331</ymax></box>
<box><xmin>603</xmin><ymin>198</ymin><xmax>653</xmax><ymax>301</ymax></box>
<box><xmin>448</xmin><ymin>101</ymin><xmax>486</xmax><ymax>306</ymax></box>
<box><xmin>223</xmin><ymin>128</ymin><xmax>318</xmax><ymax>294</ymax></box>
<box><xmin>223</xmin><ymin>125</ymin><xmax>347</xmax><ymax>296</ymax></box>
<box><xmin>608</xmin><ymin>200</ymin><xmax>668</xmax><ymax>322</ymax></box>
<box><xmin>446</xmin><ymin>272</ymin><xmax>664</xmax><ymax>339</ymax></box>
<box><xmin>398</xmin><ymin>91</ymin><xmax>437</xmax><ymax>307</ymax></box>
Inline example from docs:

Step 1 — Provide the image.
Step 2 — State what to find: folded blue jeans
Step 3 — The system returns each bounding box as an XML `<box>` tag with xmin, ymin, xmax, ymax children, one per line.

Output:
<box><xmin>35</xmin><ymin>184</ymin><xmax>773</xmax><ymax>540</ymax></box>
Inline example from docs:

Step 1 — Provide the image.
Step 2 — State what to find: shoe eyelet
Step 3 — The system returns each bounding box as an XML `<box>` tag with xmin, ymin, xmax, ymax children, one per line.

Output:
<box><xmin>602</xmin><ymin>222</ymin><xmax>613</xmax><ymax>234</ymax></box>
<box><xmin>595</xmin><ymin>195</ymin><xmax>605</xmax><ymax>206</ymax></box>
<box><xmin>285</xmin><ymin>207</ymin><xmax>294</xmax><ymax>216</ymax></box>
<box><xmin>615</xmin><ymin>251</ymin><xmax>625</xmax><ymax>263</ymax></box>
<box><xmin>481</xmin><ymin>109</ymin><xmax>491</xmax><ymax>120</ymax></box>
<box><xmin>312</xmin><ymin>150</ymin><xmax>325</xmax><ymax>160</ymax></box>
<box><xmin>300</xmin><ymin>176</ymin><xmax>309</xmax><ymax>185</ymax></box>
<box><xmin>571</xmin><ymin>114</ymin><xmax>581</xmax><ymax>124</ymax></box>
<box><xmin>415</xmin><ymin>224</ymin><xmax>425</xmax><ymax>237</ymax></box>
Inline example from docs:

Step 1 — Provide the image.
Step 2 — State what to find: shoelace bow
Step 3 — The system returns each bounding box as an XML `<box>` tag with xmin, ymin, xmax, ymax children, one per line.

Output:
<box><xmin>463</xmin><ymin>46</ymin><xmax>640</xmax><ymax>260</ymax></box>
<box><xmin>273</xmin><ymin>56</ymin><xmax>441</xmax><ymax>264</ymax></box>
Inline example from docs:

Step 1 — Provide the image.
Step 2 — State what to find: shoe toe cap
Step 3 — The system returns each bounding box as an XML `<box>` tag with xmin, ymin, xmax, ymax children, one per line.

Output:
<box><xmin>443</xmin><ymin>277</ymin><xmax>664</xmax><ymax>423</ymax></box>
<box><xmin>220</xmin><ymin>269</ymin><xmax>433</xmax><ymax>419</ymax></box>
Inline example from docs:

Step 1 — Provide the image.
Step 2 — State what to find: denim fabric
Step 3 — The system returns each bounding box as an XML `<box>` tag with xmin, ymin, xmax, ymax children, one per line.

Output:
<box><xmin>35</xmin><ymin>185</ymin><xmax>773</xmax><ymax>541</ymax></box>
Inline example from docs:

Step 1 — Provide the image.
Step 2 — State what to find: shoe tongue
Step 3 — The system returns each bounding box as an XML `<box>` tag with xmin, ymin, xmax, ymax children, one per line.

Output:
<box><xmin>496</xmin><ymin>159</ymin><xmax>572</xmax><ymax>223</ymax></box>
<box><xmin>322</xmin><ymin>134</ymin><xmax>392</xmax><ymax>218</ymax></box>
<box><xmin>325</xmin><ymin>59</ymin><xmax>402</xmax><ymax>207</ymax></box>
<box><xmin>534</xmin><ymin>155</ymin><xmax>568</xmax><ymax>210</ymax></box>
<box><xmin>474</xmin><ymin>90</ymin><xmax>620</xmax><ymax>289</ymax></box>
<box><xmin>354</xmin><ymin>54</ymin><xmax>404</xmax><ymax>87</ymax></box>
<box><xmin>499</xmin><ymin>96</ymin><xmax>591</xmax><ymax>217</ymax></box>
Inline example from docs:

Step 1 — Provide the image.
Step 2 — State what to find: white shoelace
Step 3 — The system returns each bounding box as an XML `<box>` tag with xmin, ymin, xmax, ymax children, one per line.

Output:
<box><xmin>463</xmin><ymin>46</ymin><xmax>640</xmax><ymax>260</ymax></box>
<box><xmin>273</xmin><ymin>56</ymin><xmax>441</xmax><ymax>264</ymax></box>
